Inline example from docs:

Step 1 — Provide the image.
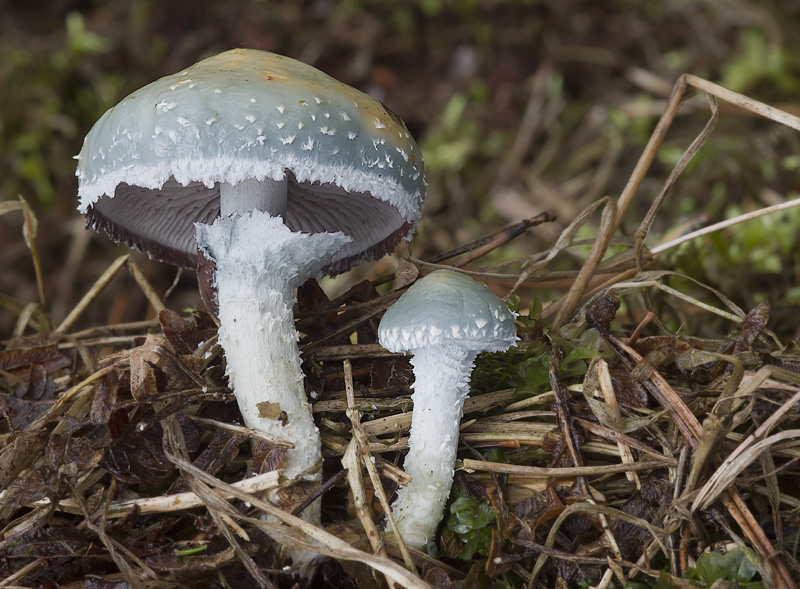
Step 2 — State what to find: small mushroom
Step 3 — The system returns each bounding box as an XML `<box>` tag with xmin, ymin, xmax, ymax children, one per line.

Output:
<box><xmin>76</xmin><ymin>49</ymin><xmax>426</xmax><ymax>527</ymax></box>
<box><xmin>378</xmin><ymin>269</ymin><xmax>517</xmax><ymax>548</ymax></box>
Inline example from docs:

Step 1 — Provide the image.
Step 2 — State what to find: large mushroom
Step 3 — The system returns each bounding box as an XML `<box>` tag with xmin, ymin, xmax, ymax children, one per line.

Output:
<box><xmin>76</xmin><ymin>49</ymin><xmax>426</xmax><ymax>525</ymax></box>
<box><xmin>378</xmin><ymin>270</ymin><xmax>517</xmax><ymax>548</ymax></box>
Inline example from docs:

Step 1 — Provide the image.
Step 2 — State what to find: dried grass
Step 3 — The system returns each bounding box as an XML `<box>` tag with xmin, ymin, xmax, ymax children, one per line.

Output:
<box><xmin>1</xmin><ymin>77</ymin><xmax>800</xmax><ymax>587</ymax></box>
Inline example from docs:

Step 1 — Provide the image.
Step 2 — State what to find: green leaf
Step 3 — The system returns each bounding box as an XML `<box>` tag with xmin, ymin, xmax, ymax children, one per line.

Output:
<box><xmin>528</xmin><ymin>295</ymin><xmax>543</xmax><ymax>321</ymax></box>
<box><xmin>688</xmin><ymin>547</ymin><xmax>762</xmax><ymax>587</ymax></box>
<box><xmin>442</xmin><ymin>494</ymin><xmax>497</xmax><ymax>560</ymax></box>
<box><xmin>174</xmin><ymin>544</ymin><xmax>208</xmax><ymax>557</ymax></box>
<box><xmin>694</xmin><ymin>550</ymin><xmax>726</xmax><ymax>584</ymax></box>
<box><xmin>473</xmin><ymin>502</ymin><xmax>495</xmax><ymax>528</ymax></box>
<box><xmin>562</xmin><ymin>329</ymin><xmax>602</xmax><ymax>364</ymax></box>
<box><xmin>515</xmin><ymin>352</ymin><xmax>551</xmax><ymax>395</ymax></box>
<box><xmin>721</xmin><ymin>546</ymin><xmax>759</xmax><ymax>583</ymax></box>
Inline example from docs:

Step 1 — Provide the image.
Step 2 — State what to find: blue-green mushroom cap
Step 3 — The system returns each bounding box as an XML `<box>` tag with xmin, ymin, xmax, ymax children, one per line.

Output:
<box><xmin>378</xmin><ymin>270</ymin><xmax>518</xmax><ymax>354</ymax></box>
<box><xmin>76</xmin><ymin>48</ymin><xmax>426</xmax><ymax>275</ymax></box>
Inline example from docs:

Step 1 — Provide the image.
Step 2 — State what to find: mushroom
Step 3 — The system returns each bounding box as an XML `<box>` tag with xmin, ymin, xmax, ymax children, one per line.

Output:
<box><xmin>76</xmin><ymin>49</ymin><xmax>426</xmax><ymax>526</ymax></box>
<box><xmin>377</xmin><ymin>269</ymin><xmax>517</xmax><ymax>549</ymax></box>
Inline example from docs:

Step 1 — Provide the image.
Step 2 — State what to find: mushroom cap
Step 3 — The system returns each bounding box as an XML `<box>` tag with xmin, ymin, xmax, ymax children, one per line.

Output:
<box><xmin>76</xmin><ymin>48</ymin><xmax>426</xmax><ymax>274</ymax></box>
<box><xmin>378</xmin><ymin>270</ymin><xmax>518</xmax><ymax>354</ymax></box>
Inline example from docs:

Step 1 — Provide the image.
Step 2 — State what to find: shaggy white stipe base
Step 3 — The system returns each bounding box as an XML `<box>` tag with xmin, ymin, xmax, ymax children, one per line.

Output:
<box><xmin>391</xmin><ymin>345</ymin><xmax>477</xmax><ymax>549</ymax></box>
<box><xmin>196</xmin><ymin>210</ymin><xmax>351</xmax><ymax>526</ymax></box>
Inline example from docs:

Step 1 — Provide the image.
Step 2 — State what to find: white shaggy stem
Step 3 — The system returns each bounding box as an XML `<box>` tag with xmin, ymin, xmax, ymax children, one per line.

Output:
<box><xmin>195</xmin><ymin>210</ymin><xmax>351</xmax><ymax>525</ymax></box>
<box><xmin>391</xmin><ymin>345</ymin><xmax>477</xmax><ymax>548</ymax></box>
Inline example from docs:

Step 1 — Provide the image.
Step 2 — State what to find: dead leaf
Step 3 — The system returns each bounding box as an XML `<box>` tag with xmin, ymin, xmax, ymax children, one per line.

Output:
<box><xmin>100</xmin><ymin>422</ymin><xmax>173</xmax><ymax>485</ymax></box>
<box><xmin>425</xmin><ymin>566</ymin><xmax>454</xmax><ymax>588</ymax></box>
<box><xmin>91</xmin><ymin>366</ymin><xmax>120</xmax><ymax>425</ymax></box>
<box><xmin>393</xmin><ymin>258</ymin><xmax>419</xmax><ymax>290</ymax></box>
<box><xmin>0</xmin><ymin>341</ymin><xmax>68</xmax><ymax>372</ymax></box>
<box><xmin>158</xmin><ymin>308</ymin><xmax>205</xmax><ymax>355</ymax></box>
<box><xmin>257</xmin><ymin>401</ymin><xmax>284</xmax><ymax>420</ymax></box>
<box><xmin>168</xmin><ymin>429</ymin><xmax>246</xmax><ymax>495</ymax></box>
<box><xmin>250</xmin><ymin>440</ymin><xmax>287</xmax><ymax>475</ymax></box>
<box><xmin>733</xmin><ymin>301</ymin><xmax>769</xmax><ymax>355</ymax></box>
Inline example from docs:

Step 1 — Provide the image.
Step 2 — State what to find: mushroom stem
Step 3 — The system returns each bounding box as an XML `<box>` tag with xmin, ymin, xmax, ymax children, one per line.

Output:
<box><xmin>392</xmin><ymin>344</ymin><xmax>477</xmax><ymax>549</ymax></box>
<box><xmin>219</xmin><ymin>177</ymin><xmax>288</xmax><ymax>218</ymax></box>
<box><xmin>195</xmin><ymin>210</ymin><xmax>351</xmax><ymax>524</ymax></box>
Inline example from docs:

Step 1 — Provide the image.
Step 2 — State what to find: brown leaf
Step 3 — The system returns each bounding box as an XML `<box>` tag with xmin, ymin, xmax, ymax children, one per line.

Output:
<box><xmin>127</xmin><ymin>334</ymin><xmax>201</xmax><ymax>402</ymax></box>
<box><xmin>3</xmin><ymin>525</ymin><xmax>107</xmax><ymax>558</ymax></box>
<box><xmin>178</xmin><ymin>354</ymin><xmax>206</xmax><ymax>379</ymax></box>
<box><xmin>733</xmin><ymin>301</ymin><xmax>769</xmax><ymax>355</ymax></box>
<box><xmin>129</xmin><ymin>347</ymin><xmax>159</xmax><ymax>402</ymax></box>
<box><xmin>392</xmin><ymin>258</ymin><xmax>419</xmax><ymax>290</ymax></box>
<box><xmin>144</xmin><ymin>540</ymin><xmax>235</xmax><ymax>574</ymax></box>
<box><xmin>91</xmin><ymin>366</ymin><xmax>120</xmax><ymax>425</ymax></box>
<box><xmin>250</xmin><ymin>440</ymin><xmax>287</xmax><ymax>475</ymax></box>
<box><xmin>192</xmin><ymin>310</ymin><xmax>218</xmax><ymax>331</ymax></box>
<box><xmin>532</xmin><ymin>480</ymin><xmax>565</xmax><ymax>533</ymax></box>
<box><xmin>424</xmin><ymin>566</ymin><xmax>454</xmax><ymax>588</ymax></box>
<box><xmin>352</xmin><ymin>283</ymin><xmax>383</xmax><ymax>347</ymax></box>
<box><xmin>542</xmin><ymin>430</ymin><xmax>578</xmax><ymax>467</ymax></box>
<box><xmin>461</xmin><ymin>562</ymin><xmax>488</xmax><ymax>588</ymax></box>
<box><xmin>0</xmin><ymin>342</ymin><xmax>68</xmax><ymax>372</ymax></box>
<box><xmin>65</xmin><ymin>436</ymin><xmax>104</xmax><ymax>472</ymax></box>
<box><xmin>297</xmin><ymin>277</ymin><xmax>331</xmax><ymax>314</ymax></box>
<box><xmin>22</xmin><ymin>363</ymin><xmax>52</xmax><ymax>400</ymax></box>
<box><xmin>512</xmin><ymin>492</ymin><xmax>547</xmax><ymax>531</ymax></box>
<box><xmin>84</xmin><ymin>576</ymin><xmax>132</xmax><ymax>589</ymax></box>
<box><xmin>277</xmin><ymin>479</ymin><xmax>317</xmax><ymax>513</ymax></box>
<box><xmin>0</xmin><ymin>429</ymin><xmax>49</xmax><ymax>490</ymax></box>
<box><xmin>168</xmin><ymin>429</ymin><xmax>245</xmax><ymax>494</ymax></box>
<box><xmin>1</xmin><ymin>462</ymin><xmax>58</xmax><ymax>510</ymax></box>
<box><xmin>369</xmin><ymin>357</ymin><xmax>413</xmax><ymax>389</ymax></box>
<box><xmin>105</xmin><ymin>504</ymin><xmax>142</xmax><ymax>536</ymax></box>
<box><xmin>297</xmin><ymin>278</ymin><xmax>340</xmax><ymax>344</ymax></box>
<box><xmin>196</xmin><ymin>245</ymin><xmax>218</xmax><ymax>315</ymax></box>
<box><xmin>441</xmin><ymin>527</ymin><xmax>463</xmax><ymax>560</ymax></box>
<box><xmin>484</xmin><ymin>530</ymin><xmax>512</xmax><ymax>578</ymax></box>
<box><xmin>100</xmin><ymin>422</ymin><xmax>173</xmax><ymax>485</ymax></box>
<box><xmin>2</xmin><ymin>365</ymin><xmax>55</xmax><ymax>429</ymax></box>
<box><xmin>256</xmin><ymin>401</ymin><xmax>284</xmax><ymax>420</ymax></box>
<box><xmin>158</xmin><ymin>309</ymin><xmax>205</xmax><ymax>355</ymax></box>
<box><xmin>45</xmin><ymin>433</ymin><xmax>68</xmax><ymax>468</ymax></box>
<box><xmin>340</xmin><ymin>279</ymin><xmax>382</xmax><ymax>306</ymax></box>
<box><xmin>176</xmin><ymin>412</ymin><xmax>202</xmax><ymax>453</ymax></box>
<box><xmin>106</xmin><ymin>406</ymin><xmax>130</xmax><ymax>439</ymax></box>
<box><xmin>608</xmin><ymin>365</ymin><xmax>650</xmax><ymax>408</ymax></box>
<box><xmin>3</xmin><ymin>432</ymin><xmax>103</xmax><ymax>518</ymax></box>
<box><xmin>615</xmin><ymin>478</ymin><xmax>670</xmax><ymax>560</ymax></box>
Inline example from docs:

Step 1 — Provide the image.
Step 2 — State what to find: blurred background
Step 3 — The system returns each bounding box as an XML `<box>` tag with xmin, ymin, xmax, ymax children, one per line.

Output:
<box><xmin>2</xmin><ymin>0</ymin><xmax>800</xmax><ymax>338</ymax></box>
